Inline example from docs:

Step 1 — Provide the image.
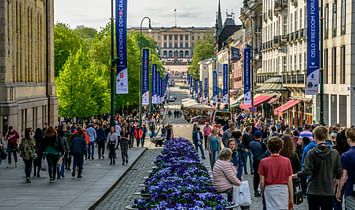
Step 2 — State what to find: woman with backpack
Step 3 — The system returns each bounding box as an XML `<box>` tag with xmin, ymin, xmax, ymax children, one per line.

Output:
<box><xmin>20</xmin><ymin>128</ymin><xmax>36</xmax><ymax>183</ymax></box>
<box><xmin>43</xmin><ymin>127</ymin><xmax>61</xmax><ymax>183</ymax></box>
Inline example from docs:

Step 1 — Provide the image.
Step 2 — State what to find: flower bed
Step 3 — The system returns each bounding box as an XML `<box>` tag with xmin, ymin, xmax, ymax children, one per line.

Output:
<box><xmin>132</xmin><ymin>137</ymin><xmax>232</xmax><ymax>209</ymax></box>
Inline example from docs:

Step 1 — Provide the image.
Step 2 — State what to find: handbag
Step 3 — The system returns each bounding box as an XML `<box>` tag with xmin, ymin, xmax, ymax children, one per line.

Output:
<box><xmin>233</xmin><ymin>181</ymin><xmax>252</xmax><ymax>207</ymax></box>
<box><xmin>293</xmin><ymin>178</ymin><xmax>304</xmax><ymax>205</ymax></box>
<box><xmin>31</xmin><ymin>152</ymin><xmax>38</xmax><ymax>160</ymax></box>
<box><xmin>0</xmin><ymin>148</ymin><xmax>7</xmax><ymax>160</ymax></box>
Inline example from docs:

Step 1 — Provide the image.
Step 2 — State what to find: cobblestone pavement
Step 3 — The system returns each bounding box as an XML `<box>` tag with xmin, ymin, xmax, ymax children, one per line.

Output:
<box><xmin>94</xmin><ymin>149</ymin><xmax>162</xmax><ymax>210</ymax></box>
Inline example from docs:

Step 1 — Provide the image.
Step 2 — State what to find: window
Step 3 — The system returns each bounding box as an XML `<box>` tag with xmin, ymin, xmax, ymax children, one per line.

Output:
<box><xmin>289</xmin><ymin>56</ymin><xmax>292</xmax><ymax>71</ymax></box>
<box><xmin>325</xmin><ymin>4</ymin><xmax>329</xmax><ymax>39</ymax></box>
<box><xmin>332</xmin><ymin>2</ymin><xmax>337</xmax><ymax>37</ymax></box>
<box><xmin>158</xmin><ymin>35</ymin><xmax>160</xmax><ymax>40</ymax></box>
<box><xmin>164</xmin><ymin>35</ymin><xmax>167</xmax><ymax>40</ymax></box>
<box><xmin>174</xmin><ymin>35</ymin><xmax>178</xmax><ymax>40</ymax></box>
<box><xmin>295</xmin><ymin>11</ymin><xmax>298</xmax><ymax>31</ymax></box>
<box><xmin>180</xmin><ymin>43</ymin><xmax>183</xmax><ymax>48</ymax></box>
<box><xmin>164</xmin><ymin>43</ymin><xmax>167</xmax><ymax>48</ymax></box>
<box><xmin>332</xmin><ymin>47</ymin><xmax>336</xmax><ymax>84</ymax></box>
<box><xmin>169</xmin><ymin>35</ymin><xmax>172</xmax><ymax>40</ymax></box>
<box><xmin>291</xmin><ymin>13</ymin><xmax>293</xmax><ymax>33</ymax></box>
<box><xmin>283</xmin><ymin>56</ymin><xmax>287</xmax><ymax>72</ymax></box>
<box><xmin>294</xmin><ymin>55</ymin><xmax>297</xmax><ymax>70</ymax></box>
<box><xmin>174</xmin><ymin>43</ymin><xmax>178</xmax><ymax>48</ymax></box>
<box><xmin>185</xmin><ymin>43</ymin><xmax>189</xmax><ymax>48</ymax></box>
<box><xmin>340</xmin><ymin>46</ymin><xmax>345</xmax><ymax>84</ymax></box>
<box><xmin>169</xmin><ymin>43</ymin><xmax>172</xmax><ymax>48</ymax></box>
<box><xmin>169</xmin><ymin>51</ymin><xmax>173</xmax><ymax>58</ymax></box>
<box><xmin>324</xmin><ymin>49</ymin><xmax>328</xmax><ymax>84</ymax></box>
<box><xmin>300</xmin><ymin>9</ymin><xmax>303</xmax><ymax>29</ymax></box>
<box><xmin>198</xmin><ymin>36</ymin><xmax>200</xmax><ymax>40</ymax></box>
<box><xmin>185</xmin><ymin>35</ymin><xmax>189</xmax><ymax>40</ymax></box>
<box><xmin>341</xmin><ymin>0</ymin><xmax>346</xmax><ymax>35</ymax></box>
<box><xmin>299</xmin><ymin>54</ymin><xmax>302</xmax><ymax>70</ymax></box>
<box><xmin>180</xmin><ymin>51</ymin><xmax>183</xmax><ymax>58</ymax></box>
<box><xmin>304</xmin><ymin>52</ymin><xmax>307</xmax><ymax>71</ymax></box>
<box><xmin>185</xmin><ymin>50</ymin><xmax>189</xmax><ymax>57</ymax></box>
<box><xmin>192</xmin><ymin>35</ymin><xmax>194</xmax><ymax>40</ymax></box>
<box><xmin>163</xmin><ymin>51</ymin><xmax>167</xmax><ymax>57</ymax></box>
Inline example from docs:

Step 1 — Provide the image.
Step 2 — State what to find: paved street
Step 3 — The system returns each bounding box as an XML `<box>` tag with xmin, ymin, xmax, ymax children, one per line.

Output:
<box><xmin>0</xmin><ymin>147</ymin><xmax>145</xmax><ymax>210</ymax></box>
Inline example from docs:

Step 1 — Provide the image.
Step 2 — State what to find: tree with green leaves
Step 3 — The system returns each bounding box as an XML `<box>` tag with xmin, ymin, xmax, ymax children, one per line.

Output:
<box><xmin>188</xmin><ymin>40</ymin><xmax>214</xmax><ymax>79</ymax></box>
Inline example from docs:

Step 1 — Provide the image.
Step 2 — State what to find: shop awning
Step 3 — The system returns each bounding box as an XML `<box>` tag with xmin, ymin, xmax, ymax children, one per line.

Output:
<box><xmin>274</xmin><ymin>100</ymin><xmax>301</xmax><ymax>116</ymax></box>
<box><xmin>240</xmin><ymin>95</ymin><xmax>273</xmax><ymax>110</ymax></box>
<box><xmin>268</xmin><ymin>97</ymin><xmax>280</xmax><ymax>104</ymax></box>
<box><xmin>230</xmin><ymin>102</ymin><xmax>241</xmax><ymax>108</ymax></box>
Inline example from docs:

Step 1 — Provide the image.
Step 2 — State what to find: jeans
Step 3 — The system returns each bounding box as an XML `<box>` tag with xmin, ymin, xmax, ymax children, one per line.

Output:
<box><xmin>108</xmin><ymin>143</ymin><xmax>116</xmax><ymax>162</ymax></box>
<box><xmin>73</xmin><ymin>154</ymin><xmax>84</xmax><ymax>176</ymax></box>
<box><xmin>141</xmin><ymin>135</ymin><xmax>145</xmax><ymax>147</ymax></box>
<box><xmin>210</xmin><ymin>150</ymin><xmax>218</xmax><ymax>169</ymax></box>
<box><xmin>252</xmin><ymin>159</ymin><xmax>261</xmax><ymax>194</ymax></box>
<box><xmin>345</xmin><ymin>195</ymin><xmax>355</xmax><ymax>210</ymax></box>
<box><xmin>129</xmin><ymin>134</ymin><xmax>133</xmax><ymax>147</ymax></box>
<box><xmin>308</xmin><ymin>195</ymin><xmax>334</xmax><ymax>210</ymax></box>
<box><xmin>88</xmin><ymin>142</ymin><xmax>95</xmax><ymax>159</ymax></box>
<box><xmin>57</xmin><ymin>154</ymin><xmax>67</xmax><ymax>177</ymax></box>
<box><xmin>7</xmin><ymin>142</ymin><xmax>18</xmax><ymax>164</ymax></box>
<box><xmin>120</xmin><ymin>140</ymin><xmax>128</xmax><ymax>163</ymax></box>
<box><xmin>194</xmin><ymin>142</ymin><xmax>205</xmax><ymax>158</ymax></box>
<box><xmin>136</xmin><ymin>138</ymin><xmax>141</xmax><ymax>147</ymax></box>
<box><xmin>204</xmin><ymin>135</ymin><xmax>208</xmax><ymax>149</ymax></box>
<box><xmin>243</xmin><ymin>150</ymin><xmax>254</xmax><ymax>173</ymax></box>
<box><xmin>97</xmin><ymin>141</ymin><xmax>105</xmax><ymax>158</ymax></box>
<box><xmin>24</xmin><ymin>159</ymin><xmax>32</xmax><ymax>178</ymax></box>
<box><xmin>46</xmin><ymin>154</ymin><xmax>59</xmax><ymax>179</ymax></box>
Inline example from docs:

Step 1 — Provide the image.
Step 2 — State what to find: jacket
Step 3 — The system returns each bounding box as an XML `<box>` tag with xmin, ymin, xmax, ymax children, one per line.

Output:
<box><xmin>222</xmin><ymin>129</ymin><xmax>233</xmax><ymax>146</ymax></box>
<box><xmin>212</xmin><ymin>159</ymin><xmax>241</xmax><ymax>192</ymax></box>
<box><xmin>297</xmin><ymin>143</ymin><xmax>343</xmax><ymax>196</ymax></box>
<box><xmin>59</xmin><ymin>136</ymin><xmax>70</xmax><ymax>154</ymax></box>
<box><xmin>74</xmin><ymin>130</ymin><xmax>90</xmax><ymax>145</ymax></box>
<box><xmin>70</xmin><ymin>136</ymin><xmax>87</xmax><ymax>155</ymax></box>
<box><xmin>231</xmin><ymin>150</ymin><xmax>243</xmax><ymax>180</ymax></box>
<box><xmin>86</xmin><ymin>127</ymin><xmax>97</xmax><ymax>142</ymax></box>
<box><xmin>96</xmin><ymin>128</ymin><xmax>106</xmax><ymax>141</ymax></box>
<box><xmin>20</xmin><ymin>137</ymin><xmax>36</xmax><ymax>160</ymax></box>
<box><xmin>134</xmin><ymin>128</ymin><xmax>143</xmax><ymax>139</ymax></box>
<box><xmin>192</xmin><ymin>131</ymin><xmax>203</xmax><ymax>145</ymax></box>
<box><xmin>242</xmin><ymin>133</ymin><xmax>252</xmax><ymax>149</ymax></box>
<box><xmin>207</xmin><ymin>135</ymin><xmax>222</xmax><ymax>152</ymax></box>
<box><xmin>249</xmin><ymin>140</ymin><xmax>269</xmax><ymax>161</ymax></box>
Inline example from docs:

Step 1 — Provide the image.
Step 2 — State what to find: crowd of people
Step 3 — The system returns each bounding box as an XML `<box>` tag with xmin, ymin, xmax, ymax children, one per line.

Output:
<box><xmin>193</xmin><ymin>117</ymin><xmax>355</xmax><ymax>210</ymax></box>
<box><xmin>0</xmin><ymin>112</ymin><xmax>164</xmax><ymax>184</ymax></box>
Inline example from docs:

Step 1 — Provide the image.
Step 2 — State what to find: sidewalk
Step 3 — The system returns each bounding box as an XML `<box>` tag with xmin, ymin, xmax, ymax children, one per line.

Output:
<box><xmin>0</xmin><ymin>147</ymin><xmax>146</xmax><ymax>210</ymax></box>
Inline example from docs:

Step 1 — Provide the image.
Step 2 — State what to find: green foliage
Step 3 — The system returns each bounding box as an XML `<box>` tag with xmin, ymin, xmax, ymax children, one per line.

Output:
<box><xmin>55</xmin><ymin>22</ymin><xmax>164</xmax><ymax>117</ymax></box>
<box><xmin>188</xmin><ymin>40</ymin><xmax>214</xmax><ymax>79</ymax></box>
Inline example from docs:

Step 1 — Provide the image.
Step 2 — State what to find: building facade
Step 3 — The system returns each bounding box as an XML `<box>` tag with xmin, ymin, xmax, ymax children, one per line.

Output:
<box><xmin>0</xmin><ymin>0</ymin><xmax>58</xmax><ymax>136</ymax></box>
<box><xmin>128</xmin><ymin>26</ymin><xmax>214</xmax><ymax>62</ymax></box>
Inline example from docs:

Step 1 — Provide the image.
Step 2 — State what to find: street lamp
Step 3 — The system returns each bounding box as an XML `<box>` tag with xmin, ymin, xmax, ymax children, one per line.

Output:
<box><xmin>319</xmin><ymin>0</ymin><xmax>325</xmax><ymax>125</ymax></box>
<box><xmin>110</xmin><ymin>0</ymin><xmax>119</xmax><ymax>126</ymax></box>
<box><xmin>139</xmin><ymin>17</ymin><xmax>152</xmax><ymax>126</ymax></box>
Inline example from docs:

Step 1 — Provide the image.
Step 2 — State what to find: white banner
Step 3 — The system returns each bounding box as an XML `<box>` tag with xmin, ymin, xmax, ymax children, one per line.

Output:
<box><xmin>116</xmin><ymin>68</ymin><xmax>128</xmax><ymax>94</ymax></box>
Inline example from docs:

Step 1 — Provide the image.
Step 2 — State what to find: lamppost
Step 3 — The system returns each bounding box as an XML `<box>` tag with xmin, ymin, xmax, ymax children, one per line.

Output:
<box><xmin>319</xmin><ymin>0</ymin><xmax>325</xmax><ymax>125</ymax></box>
<box><xmin>139</xmin><ymin>17</ymin><xmax>152</xmax><ymax>126</ymax></box>
<box><xmin>110</xmin><ymin>0</ymin><xmax>119</xmax><ymax>126</ymax></box>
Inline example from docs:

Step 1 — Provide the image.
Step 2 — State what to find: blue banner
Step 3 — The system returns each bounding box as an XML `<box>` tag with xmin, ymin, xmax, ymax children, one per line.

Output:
<box><xmin>223</xmin><ymin>64</ymin><xmax>228</xmax><ymax>104</ymax></box>
<box><xmin>187</xmin><ymin>72</ymin><xmax>190</xmax><ymax>85</ymax></box>
<box><xmin>157</xmin><ymin>71</ymin><xmax>161</xmax><ymax>104</ymax></box>
<box><xmin>204</xmin><ymin>78</ymin><xmax>208</xmax><ymax>104</ymax></box>
<box><xmin>142</xmin><ymin>49</ymin><xmax>149</xmax><ymax>105</ymax></box>
<box><xmin>193</xmin><ymin>79</ymin><xmax>197</xmax><ymax>99</ymax></box>
<box><xmin>116</xmin><ymin>0</ymin><xmax>128</xmax><ymax>94</ymax></box>
<box><xmin>199</xmin><ymin>81</ymin><xmax>203</xmax><ymax>103</ymax></box>
<box><xmin>231</xmin><ymin>47</ymin><xmax>240</xmax><ymax>62</ymax></box>
<box><xmin>244</xmin><ymin>47</ymin><xmax>251</xmax><ymax>105</ymax></box>
<box><xmin>161</xmin><ymin>76</ymin><xmax>165</xmax><ymax>102</ymax></box>
<box><xmin>152</xmin><ymin>64</ymin><xmax>157</xmax><ymax>104</ymax></box>
<box><xmin>190</xmin><ymin>77</ymin><xmax>193</xmax><ymax>93</ymax></box>
<box><xmin>213</xmin><ymin>70</ymin><xmax>217</xmax><ymax>105</ymax></box>
<box><xmin>306</xmin><ymin>0</ymin><xmax>320</xmax><ymax>95</ymax></box>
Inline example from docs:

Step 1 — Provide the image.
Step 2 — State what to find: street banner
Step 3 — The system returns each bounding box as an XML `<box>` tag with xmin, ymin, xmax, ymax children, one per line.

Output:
<box><xmin>161</xmin><ymin>76</ymin><xmax>165</xmax><ymax>103</ymax></box>
<box><xmin>244</xmin><ymin>47</ymin><xmax>251</xmax><ymax>105</ymax></box>
<box><xmin>199</xmin><ymin>81</ymin><xmax>203</xmax><ymax>103</ymax></box>
<box><xmin>213</xmin><ymin>70</ymin><xmax>217</xmax><ymax>105</ymax></box>
<box><xmin>152</xmin><ymin>64</ymin><xmax>157</xmax><ymax>104</ymax></box>
<box><xmin>190</xmin><ymin>77</ymin><xmax>193</xmax><ymax>93</ymax></box>
<box><xmin>142</xmin><ymin>49</ymin><xmax>149</xmax><ymax>105</ymax></box>
<box><xmin>187</xmin><ymin>73</ymin><xmax>190</xmax><ymax>85</ymax></box>
<box><xmin>116</xmin><ymin>0</ymin><xmax>128</xmax><ymax>94</ymax></box>
<box><xmin>193</xmin><ymin>79</ymin><xmax>197</xmax><ymax>98</ymax></box>
<box><xmin>231</xmin><ymin>47</ymin><xmax>240</xmax><ymax>62</ymax></box>
<box><xmin>157</xmin><ymin>71</ymin><xmax>161</xmax><ymax>104</ymax></box>
<box><xmin>204</xmin><ymin>78</ymin><xmax>208</xmax><ymax>104</ymax></box>
<box><xmin>306</xmin><ymin>0</ymin><xmax>320</xmax><ymax>95</ymax></box>
<box><xmin>223</xmin><ymin>64</ymin><xmax>228</xmax><ymax>104</ymax></box>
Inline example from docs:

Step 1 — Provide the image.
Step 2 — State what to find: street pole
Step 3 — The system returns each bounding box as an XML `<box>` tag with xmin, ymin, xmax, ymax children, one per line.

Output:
<box><xmin>228</xmin><ymin>47</ymin><xmax>231</xmax><ymax>110</ymax></box>
<box><xmin>110</xmin><ymin>0</ymin><xmax>115</xmax><ymax>126</ymax></box>
<box><xmin>319</xmin><ymin>0</ymin><xmax>325</xmax><ymax>126</ymax></box>
<box><xmin>139</xmin><ymin>17</ymin><xmax>152</xmax><ymax>127</ymax></box>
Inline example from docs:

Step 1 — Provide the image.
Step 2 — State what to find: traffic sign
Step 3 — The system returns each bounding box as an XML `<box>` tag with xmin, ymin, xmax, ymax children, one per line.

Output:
<box><xmin>250</xmin><ymin>107</ymin><xmax>256</xmax><ymax>113</ymax></box>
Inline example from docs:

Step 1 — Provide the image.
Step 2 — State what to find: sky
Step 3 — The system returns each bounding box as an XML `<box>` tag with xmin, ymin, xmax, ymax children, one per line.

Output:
<box><xmin>54</xmin><ymin>0</ymin><xmax>242</xmax><ymax>30</ymax></box>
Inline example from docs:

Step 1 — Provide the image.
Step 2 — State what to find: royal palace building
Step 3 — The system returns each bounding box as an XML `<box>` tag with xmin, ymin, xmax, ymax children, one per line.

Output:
<box><xmin>0</xmin><ymin>0</ymin><xmax>58</xmax><ymax>136</ymax></box>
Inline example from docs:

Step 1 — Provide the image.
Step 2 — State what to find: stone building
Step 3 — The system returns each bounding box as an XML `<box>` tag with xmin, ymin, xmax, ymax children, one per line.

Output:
<box><xmin>0</xmin><ymin>0</ymin><xmax>58</xmax><ymax>136</ymax></box>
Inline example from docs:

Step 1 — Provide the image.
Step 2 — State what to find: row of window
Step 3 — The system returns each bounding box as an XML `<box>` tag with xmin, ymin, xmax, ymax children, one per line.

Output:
<box><xmin>163</xmin><ymin>42</ymin><xmax>192</xmax><ymax>49</ymax></box>
<box><xmin>162</xmin><ymin>50</ymin><xmax>190</xmax><ymax>58</ymax></box>
<box><xmin>325</xmin><ymin>0</ymin><xmax>346</xmax><ymax>39</ymax></box>
<box><xmin>324</xmin><ymin>46</ymin><xmax>346</xmax><ymax>84</ymax></box>
<box><xmin>151</xmin><ymin>34</ymin><xmax>206</xmax><ymax>41</ymax></box>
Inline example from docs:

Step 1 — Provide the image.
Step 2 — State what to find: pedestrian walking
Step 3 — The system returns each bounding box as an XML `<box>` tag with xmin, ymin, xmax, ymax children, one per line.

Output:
<box><xmin>120</xmin><ymin>125</ymin><xmax>129</xmax><ymax>165</ymax></box>
<box><xmin>222</xmin><ymin>123</ymin><xmax>236</xmax><ymax>147</ymax></box>
<box><xmin>280</xmin><ymin>135</ymin><xmax>301</xmax><ymax>174</ymax></box>
<box><xmin>259</xmin><ymin>136</ymin><xmax>294</xmax><ymax>210</ymax></box>
<box><xmin>207</xmin><ymin>128</ymin><xmax>221</xmax><ymax>169</ymax></box>
<box><xmin>106</xmin><ymin>126</ymin><xmax>118</xmax><ymax>165</ymax></box>
<box><xmin>86</xmin><ymin>124</ymin><xmax>97</xmax><ymax>160</ymax></box>
<box><xmin>134</xmin><ymin>126</ymin><xmax>142</xmax><ymax>147</ymax></box>
<box><xmin>293</xmin><ymin>126</ymin><xmax>343</xmax><ymax>210</ymax></box>
<box><xmin>19</xmin><ymin>128</ymin><xmax>36</xmax><ymax>183</ymax></box>
<box><xmin>141</xmin><ymin>124</ymin><xmax>147</xmax><ymax>147</ymax></box>
<box><xmin>193</xmin><ymin>127</ymin><xmax>205</xmax><ymax>159</ymax></box>
<box><xmin>33</xmin><ymin>128</ymin><xmax>44</xmax><ymax>177</ymax></box>
<box><xmin>228</xmin><ymin>138</ymin><xmax>243</xmax><ymax>180</ymax></box>
<box><xmin>336</xmin><ymin>128</ymin><xmax>355</xmax><ymax>209</ymax></box>
<box><xmin>166</xmin><ymin>124</ymin><xmax>174</xmax><ymax>140</ymax></box>
<box><xmin>242</xmin><ymin>126</ymin><xmax>253</xmax><ymax>175</ymax></box>
<box><xmin>5</xmin><ymin>126</ymin><xmax>19</xmax><ymax>168</ymax></box>
<box><xmin>57</xmin><ymin>129</ymin><xmax>69</xmax><ymax>179</ymax></box>
<box><xmin>96</xmin><ymin>124</ymin><xmax>106</xmax><ymax>159</ymax></box>
<box><xmin>249</xmin><ymin>131</ymin><xmax>269</xmax><ymax>197</ymax></box>
<box><xmin>203</xmin><ymin>122</ymin><xmax>212</xmax><ymax>150</ymax></box>
<box><xmin>70</xmin><ymin>130</ymin><xmax>87</xmax><ymax>178</ymax></box>
<box><xmin>43</xmin><ymin>127</ymin><xmax>61</xmax><ymax>183</ymax></box>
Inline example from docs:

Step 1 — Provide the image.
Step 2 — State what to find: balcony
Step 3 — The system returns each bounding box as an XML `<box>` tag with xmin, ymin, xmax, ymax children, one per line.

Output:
<box><xmin>274</xmin><ymin>36</ymin><xmax>281</xmax><ymax>45</ymax></box>
<box><xmin>281</xmin><ymin>34</ymin><xmax>288</xmax><ymax>43</ymax></box>
<box><xmin>274</xmin><ymin>0</ymin><xmax>282</xmax><ymax>12</ymax></box>
<box><xmin>282</xmin><ymin>72</ymin><xmax>305</xmax><ymax>86</ymax></box>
